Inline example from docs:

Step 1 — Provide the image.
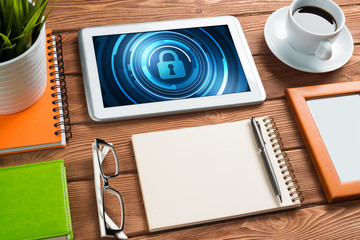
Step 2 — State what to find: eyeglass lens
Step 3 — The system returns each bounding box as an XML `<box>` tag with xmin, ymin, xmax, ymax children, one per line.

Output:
<box><xmin>97</xmin><ymin>142</ymin><xmax>119</xmax><ymax>177</ymax></box>
<box><xmin>103</xmin><ymin>186</ymin><xmax>125</xmax><ymax>231</ymax></box>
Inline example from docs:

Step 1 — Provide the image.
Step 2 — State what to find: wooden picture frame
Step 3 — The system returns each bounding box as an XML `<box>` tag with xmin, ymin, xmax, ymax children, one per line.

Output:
<box><xmin>285</xmin><ymin>81</ymin><xmax>360</xmax><ymax>203</ymax></box>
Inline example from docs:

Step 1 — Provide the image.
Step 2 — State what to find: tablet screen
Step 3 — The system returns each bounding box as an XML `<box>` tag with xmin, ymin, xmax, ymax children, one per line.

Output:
<box><xmin>93</xmin><ymin>25</ymin><xmax>250</xmax><ymax>108</ymax></box>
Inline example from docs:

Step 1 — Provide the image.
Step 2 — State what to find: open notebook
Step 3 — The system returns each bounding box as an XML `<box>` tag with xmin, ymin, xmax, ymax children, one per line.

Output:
<box><xmin>132</xmin><ymin>116</ymin><xmax>303</xmax><ymax>232</ymax></box>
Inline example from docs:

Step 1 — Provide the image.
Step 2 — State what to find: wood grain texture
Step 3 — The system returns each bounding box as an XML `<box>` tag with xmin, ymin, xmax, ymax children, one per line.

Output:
<box><xmin>1</xmin><ymin>0</ymin><xmax>360</xmax><ymax>239</ymax></box>
<box><xmin>60</xmin><ymin>6</ymin><xmax>360</xmax><ymax>75</ymax></box>
<box><xmin>65</xmin><ymin>149</ymin><xmax>354</xmax><ymax>240</ymax></box>
<box><xmin>59</xmin><ymin>50</ymin><xmax>360</xmax><ymax>126</ymax></box>
<box><xmin>65</xmin><ymin>148</ymin><xmax>326</xmax><ymax>239</ymax></box>
<box><xmin>67</xmin><ymin>174</ymin><xmax>148</xmax><ymax>239</ymax></box>
<box><xmin>45</xmin><ymin>0</ymin><xmax>360</xmax><ymax>32</ymax></box>
<box><xmin>0</xmin><ymin>99</ymin><xmax>307</xmax><ymax>181</ymax></box>
<box><xmin>0</xmin><ymin>148</ymin><xmax>327</xmax><ymax>239</ymax></box>
<box><xmin>129</xmin><ymin>199</ymin><xmax>360</xmax><ymax>240</ymax></box>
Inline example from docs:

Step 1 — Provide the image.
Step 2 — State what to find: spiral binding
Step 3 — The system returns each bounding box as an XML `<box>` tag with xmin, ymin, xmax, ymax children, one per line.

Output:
<box><xmin>46</xmin><ymin>32</ymin><xmax>72</xmax><ymax>141</ymax></box>
<box><xmin>263</xmin><ymin>117</ymin><xmax>304</xmax><ymax>203</ymax></box>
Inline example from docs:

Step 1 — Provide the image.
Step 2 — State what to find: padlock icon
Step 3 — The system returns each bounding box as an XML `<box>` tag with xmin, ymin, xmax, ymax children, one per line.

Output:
<box><xmin>157</xmin><ymin>50</ymin><xmax>186</xmax><ymax>79</ymax></box>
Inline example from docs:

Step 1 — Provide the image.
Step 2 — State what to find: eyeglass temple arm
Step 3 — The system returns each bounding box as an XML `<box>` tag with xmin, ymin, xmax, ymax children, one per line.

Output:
<box><xmin>104</xmin><ymin>212</ymin><xmax>127</xmax><ymax>239</ymax></box>
<box><xmin>93</xmin><ymin>143</ymin><xmax>128</xmax><ymax>240</ymax></box>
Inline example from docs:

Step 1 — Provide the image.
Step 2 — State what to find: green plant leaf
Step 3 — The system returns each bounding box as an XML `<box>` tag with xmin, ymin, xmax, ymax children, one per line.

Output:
<box><xmin>0</xmin><ymin>32</ymin><xmax>15</xmax><ymax>60</ymax></box>
<box><xmin>0</xmin><ymin>0</ymin><xmax>5</xmax><ymax>32</ymax></box>
<box><xmin>15</xmin><ymin>9</ymin><xmax>42</xmax><ymax>55</ymax></box>
<box><xmin>5</xmin><ymin>1</ymin><xmax>15</xmax><ymax>35</ymax></box>
<box><xmin>24</xmin><ymin>0</ymin><xmax>30</xmax><ymax>17</ymax></box>
<box><xmin>11</xmin><ymin>33</ymin><xmax>25</xmax><ymax>42</ymax></box>
<box><xmin>0</xmin><ymin>0</ymin><xmax>56</xmax><ymax>62</ymax></box>
<box><xmin>23</xmin><ymin>5</ymin><xmax>43</xmax><ymax>34</ymax></box>
<box><xmin>13</xmin><ymin>0</ymin><xmax>23</xmax><ymax>30</ymax></box>
<box><xmin>0</xmin><ymin>32</ymin><xmax>13</xmax><ymax>47</ymax></box>
<box><xmin>38</xmin><ymin>0</ymin><xmax>57</xmax><ymax>32</ymax></box>
<box><xmin>2</xmin><ymin>43</ymin><xmax>16</xmax><ymax>50</ymax></box>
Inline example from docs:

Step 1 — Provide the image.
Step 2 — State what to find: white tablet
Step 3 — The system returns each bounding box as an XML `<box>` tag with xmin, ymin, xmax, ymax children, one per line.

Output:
<box><xmin>78</xmin><ymin>16</ymin><xmax>265</xmax><ymax>121</ymax></box>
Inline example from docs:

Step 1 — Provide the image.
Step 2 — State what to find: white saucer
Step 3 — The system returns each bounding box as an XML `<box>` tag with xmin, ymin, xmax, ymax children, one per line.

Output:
<box><xmin>264</xmin><ymin>6</ymin><xmax>354</xmax><ymax>73</ymax></box>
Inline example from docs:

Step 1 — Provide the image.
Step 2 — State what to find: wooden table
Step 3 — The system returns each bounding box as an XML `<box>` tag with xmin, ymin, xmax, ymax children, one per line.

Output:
<box><xmin>1</xmin><ymin>0</ymin><xmax>360</xmax><ymax>239</ymax></box>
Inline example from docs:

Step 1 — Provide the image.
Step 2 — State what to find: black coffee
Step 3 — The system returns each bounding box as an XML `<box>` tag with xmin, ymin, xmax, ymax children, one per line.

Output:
<box><xmin>293</xmin><ymin>6</ymin><xmax>337</xmax><ymax>34</ymax></box>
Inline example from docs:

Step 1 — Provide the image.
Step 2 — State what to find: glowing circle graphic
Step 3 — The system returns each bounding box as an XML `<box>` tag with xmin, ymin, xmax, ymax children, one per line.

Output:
<box><xmin>93</xmin><ymin>26</ymin><xmax>249</xmax><ymax>107</ymax></box>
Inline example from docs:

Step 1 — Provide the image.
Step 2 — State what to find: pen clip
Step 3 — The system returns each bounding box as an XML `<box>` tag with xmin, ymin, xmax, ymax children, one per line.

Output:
<box><xmin>256</xmin><ymin>121</ymin><xmax>266</xmax><ymax>146</ymax></box>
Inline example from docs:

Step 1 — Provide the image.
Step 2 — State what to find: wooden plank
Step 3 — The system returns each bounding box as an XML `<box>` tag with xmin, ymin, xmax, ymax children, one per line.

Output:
<box><xmin>60</xmin><ymin>6</ymin><xmax>360</xmax><ymax>75</ymax></box>
<box><xmin>256</xmin><ymin>49</ymin><xmax>360</xmax><ymax>99</ymax></box>
<box><xmin>67</xmin><ymin>174</ymin><xmax>148</xmax><ymax>239</ymax></box>
<box><xmin>61</xmin><ymin>52</ymin><xmax>360</xmax><ymax>125</ymax></box>
<box><xmin>0</xmin><ymin>99</ymin><xmax>307</xmax><ymax>180</ymax></box>
<box><xmin>64</xmin><ymin>77</ymin><xmax>307</xmax><ymax>126</ymax></box>
<box><xmin>2</xmin><ymin>42</ymin><xmax>358</xmax><ymax>182</ymax></box>
<box><xmin>45</xmin><ymin>0</ymin><xmax>360</xmax><ymax>32</ymax></box>
<box><xmin>129</xmin><ymin>199</ymin><xmax>360</xmax><ymax>240</ymax></box>
<box><xmin>1</xmin><ymin>1</ymin><xmax>359</xmax><ymax>239</ymax></box>
<box><xmin>0</xmin><ymin>148</ymin><xmax>346</xmax><ymax>239</ymax></box>
<box><xmin>66</xmin><ymin>148</ymin><xmax>327</xmax><ymax>239</ymax></box>
<box><xmin>287</xmin><ymin>150</ymin><xmax>325</xmax><ymax>204</ymax></box>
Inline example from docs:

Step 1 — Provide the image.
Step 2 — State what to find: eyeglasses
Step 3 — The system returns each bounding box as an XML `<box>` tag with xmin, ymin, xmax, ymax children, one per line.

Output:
<box><xmin>92</xmin><ymin>138</ymin><xmax>127</xmax><ymax>239</ymax></box>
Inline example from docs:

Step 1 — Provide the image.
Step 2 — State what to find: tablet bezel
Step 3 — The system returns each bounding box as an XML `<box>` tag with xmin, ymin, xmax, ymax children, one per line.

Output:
<box><xmin>78</xmin><ymin>16</ymin><xmax>266</xmax><ymax>121</ymax></box>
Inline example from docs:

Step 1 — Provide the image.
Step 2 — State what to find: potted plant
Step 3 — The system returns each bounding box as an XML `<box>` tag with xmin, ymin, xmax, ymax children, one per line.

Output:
<box><xmin>0</xmin><ymin>0</ymin><xmax>56</xmax><ymax>114</ymax></box>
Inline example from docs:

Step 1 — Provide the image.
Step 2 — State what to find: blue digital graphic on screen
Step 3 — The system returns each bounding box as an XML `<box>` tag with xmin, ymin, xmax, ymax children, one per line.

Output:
<box><xmin>93</xmin><ymin>25</ymin><xmax>250</xmax><ymax>108</ymax></box>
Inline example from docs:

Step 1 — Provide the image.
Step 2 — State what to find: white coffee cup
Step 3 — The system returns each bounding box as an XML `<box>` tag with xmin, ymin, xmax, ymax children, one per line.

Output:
<box><xmin>286</xmin><ymin>0</ymin><xmax>345</xmax><ymax>60</ymax></box>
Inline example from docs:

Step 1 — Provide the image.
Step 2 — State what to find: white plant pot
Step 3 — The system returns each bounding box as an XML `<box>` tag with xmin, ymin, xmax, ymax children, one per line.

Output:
<box><xmin>0</xmin><ymin>25</ymin><xmax>47</xmax><ymax>114</ymax></box>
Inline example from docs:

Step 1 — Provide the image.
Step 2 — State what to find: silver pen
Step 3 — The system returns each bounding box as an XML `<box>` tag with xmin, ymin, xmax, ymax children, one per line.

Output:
<box><xmin>250</xmin><ymin>116</ymin><xmax>282</xmax><ymax>203</ymax></box>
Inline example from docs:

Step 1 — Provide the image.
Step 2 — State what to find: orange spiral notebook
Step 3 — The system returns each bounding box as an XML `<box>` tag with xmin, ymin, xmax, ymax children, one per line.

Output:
<box><xmin>0</xmin><ymin>30</ymin><xmax>72</xmax><ymax>155</ymax></box>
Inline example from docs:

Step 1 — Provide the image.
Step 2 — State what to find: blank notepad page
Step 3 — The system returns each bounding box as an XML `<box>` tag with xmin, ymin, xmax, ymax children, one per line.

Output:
<box><xmin>132</xmin><ymin>119</ymin><xmax>299</xmax><ymax>231</ymax></box>
<box><xmin>307</xmin><ymin>94</ymin><xmax>360</xmax><ymax>182</ymax></box>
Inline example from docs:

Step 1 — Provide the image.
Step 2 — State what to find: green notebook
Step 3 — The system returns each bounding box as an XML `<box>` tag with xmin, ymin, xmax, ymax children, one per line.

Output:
<box><xmin>0</xmin><ymin>160</ymin><xmax>73</xmax><ymax>240</ymax></box>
